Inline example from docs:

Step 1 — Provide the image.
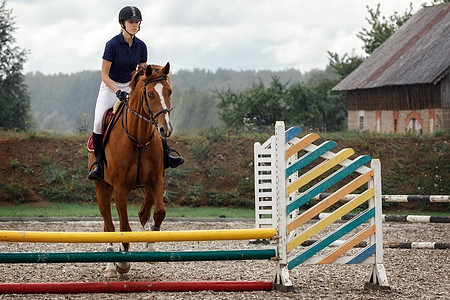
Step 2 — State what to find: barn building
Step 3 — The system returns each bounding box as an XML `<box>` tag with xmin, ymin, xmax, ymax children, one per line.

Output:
<box><xmin>333</xmin><ymin>3</ymin><xmax>450</xmax><ymax>134</ymax></box>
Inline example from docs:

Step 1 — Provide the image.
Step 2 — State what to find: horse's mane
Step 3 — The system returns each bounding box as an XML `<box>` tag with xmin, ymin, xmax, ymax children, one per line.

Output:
<box><xmin>129</xmin><ymin>64</ymin><xmax>170</xmax><ymax>91</ymax></box>
<box><xmin>129</xmin><ymin>65</ymin><xmax>146</xmax><ymax>91</ymax></box>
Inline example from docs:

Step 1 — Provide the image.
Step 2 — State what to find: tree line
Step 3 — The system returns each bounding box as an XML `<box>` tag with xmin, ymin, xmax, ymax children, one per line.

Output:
<box><xmin>24</xmin><ymin>67</ymin><xmax>336</xmax><ymax>133</ymax></box>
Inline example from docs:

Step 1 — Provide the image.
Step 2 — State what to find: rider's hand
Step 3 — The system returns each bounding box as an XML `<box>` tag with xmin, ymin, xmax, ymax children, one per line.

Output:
<box><xmin>116</xmin><ymin>90</ymin><xmax>129</xmax><ymax>102</ymax></box>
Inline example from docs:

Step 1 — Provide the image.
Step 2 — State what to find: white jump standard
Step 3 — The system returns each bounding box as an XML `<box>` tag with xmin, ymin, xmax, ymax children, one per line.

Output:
<box><xmin>254</xmin><ymin>121</ymin><xmax>390</xmax><ymax>290</ymax></box>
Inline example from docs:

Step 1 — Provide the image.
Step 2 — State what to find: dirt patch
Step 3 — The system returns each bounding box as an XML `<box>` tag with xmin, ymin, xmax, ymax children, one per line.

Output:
<box><xmin>0</xmin><ymin>135</ymin><xmax>252</xmax><ymax>206</ymax></box>
<box><xmin>0</xmin><ymin>220</ymin><xmax>448</xmax><ymax>299</ymax></box>
<box><xmin>0</xmin><ymin>137</ymin><xmax>87</xmax><ymax>203</ymax></box>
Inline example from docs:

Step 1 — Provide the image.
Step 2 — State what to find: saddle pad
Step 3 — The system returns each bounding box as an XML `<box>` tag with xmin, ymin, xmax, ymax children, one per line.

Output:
<box><xmin>86</xmin><ymin>107</ymin><xmax>118</xmax><ymax>152</ymax></box>
<box><xmin>86</xmin><ymin>133</ymin><xmax>94</xmax><ymax>152</ymax></box>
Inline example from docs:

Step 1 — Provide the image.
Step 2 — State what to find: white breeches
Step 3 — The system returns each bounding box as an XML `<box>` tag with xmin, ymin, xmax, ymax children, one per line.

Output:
<box><xmin>93</xmin><ymin>81</ymin><xmax>131</xmax><ymax>134</ymax></box>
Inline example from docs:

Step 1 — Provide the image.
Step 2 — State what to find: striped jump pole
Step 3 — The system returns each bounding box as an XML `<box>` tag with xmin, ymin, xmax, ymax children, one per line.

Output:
<box><xmin>0</xmin><ymin>281</ymin><xmax>274</xmax><ymax>294</ymax></box>
<box><xmin>0</xmin><ymin>228</ymin><xmax>276</xmax><ymax>243</ymax></box>
<box><xmin>314</xmin><ymin>193</ymin><xmax>450</xmax><ymax>203</ymax></box>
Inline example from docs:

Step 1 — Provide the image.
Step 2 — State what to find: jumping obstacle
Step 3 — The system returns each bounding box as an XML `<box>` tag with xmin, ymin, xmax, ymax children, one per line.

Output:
<box><xmin>0</xmin><ymin>228</ymin><xmax>275</xmax><ymax>243</ymax></box>
<box><xmin>254</xmin><ymin>121</ymin><xmax>389</xmax><ymax>290</ymax></box>
<box><xmin>0</xmin><ymin>281</ymin><xmax>274</xmax><ymax>294</ymax></box>
<box><xmin>0</xmin><ymin>228</ymin><xmax>278</xmax><ymax>293</ymax></box>
<box><xmin>314</xmin><ymin>194</ymin><xmax>450</xmax><ymax>203</ymax></box>
<box><xmin>0</xmin><ymin>121</ymin><xmax>390</xmax><ymax>293</ymax></box>
<box><xmin>312</xmin><ymin>212</ymin><xmax>450</xmax><ymax>223</ymax></box>
<box><xmin>0</xmin><ymin>249</ymin><xmax>276</xmax><ymax>264</ymax></box>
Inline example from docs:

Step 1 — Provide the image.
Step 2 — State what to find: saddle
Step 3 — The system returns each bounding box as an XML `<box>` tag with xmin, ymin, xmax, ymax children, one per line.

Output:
<box><xmin>87</xmin><ymin>101</ymin><xmax>124</xmax><ymax>152</ymax></box>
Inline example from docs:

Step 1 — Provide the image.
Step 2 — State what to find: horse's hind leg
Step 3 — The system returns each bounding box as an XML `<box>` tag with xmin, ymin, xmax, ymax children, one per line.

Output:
<box><xmin>138</xmin><ymin>187</ymin><xmax>154</xmax><ymax>229</ymax></box>
<box><xmin>139</xmin><ymin>180</ymin><xmax>166</xmax><ymax>230</ymax></box>
<box><xmin>139</xmin><ymin>181</ymin><xmax>165</xmax><ymax>252</ymax></box>
<box><xmin>94</xmin><ymin>181</ymin><xmax>117</xmax><ymax>278</ymax></box>
<box><xmin>139</xmin><ymin>187</ymin><xmax>155</xmax><ymax>250</ymax></box>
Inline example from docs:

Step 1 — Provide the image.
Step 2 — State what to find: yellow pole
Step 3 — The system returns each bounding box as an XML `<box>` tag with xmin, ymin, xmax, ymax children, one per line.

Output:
<box><xmin>0</xmin><ymin>228</ymin><xmax>276</xmax><ymax>243</ymax></box>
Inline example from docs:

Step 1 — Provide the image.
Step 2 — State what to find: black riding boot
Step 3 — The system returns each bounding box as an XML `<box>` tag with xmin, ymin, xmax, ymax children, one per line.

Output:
<box><xmin>162</xmin><ymin>139</ymin><xmax>184</xmax><ymax>169</ymax></box>
<box><xmin>88</xmin><ymin>133</ymin><xmax>104</xmax><ymax>180</ymax></box>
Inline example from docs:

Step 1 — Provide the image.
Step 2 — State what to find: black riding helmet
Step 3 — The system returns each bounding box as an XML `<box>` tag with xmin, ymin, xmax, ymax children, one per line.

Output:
<box><xmin>119</xmin><ymin>6</ymin><xmax>142</xmax><ymax>23</ymax></box>
<box><xmin>119</xmin><ymin>6</ymin><xmax>142</xmax><ymax>36</ymax></box>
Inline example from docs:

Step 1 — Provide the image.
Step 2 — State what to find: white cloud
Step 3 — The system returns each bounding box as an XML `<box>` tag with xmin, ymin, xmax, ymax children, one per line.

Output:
<box><xmin>7</xmin><ymin>0</ymin><xmax>428</xmax><ymax>74</ymax></box>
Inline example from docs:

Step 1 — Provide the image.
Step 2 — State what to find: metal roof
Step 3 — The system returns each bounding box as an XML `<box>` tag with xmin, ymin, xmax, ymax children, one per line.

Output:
<box><xmin>333</xmin><ymin>3</ymin><xmax>450</xmax><ymax>91</ymax></box>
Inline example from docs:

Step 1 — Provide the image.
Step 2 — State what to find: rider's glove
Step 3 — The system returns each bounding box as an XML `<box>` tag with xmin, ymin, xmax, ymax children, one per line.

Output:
<box><xmin>115</xmin><ymin>90</ymin><xmax>129</xmax><ymax>102</ymax></box>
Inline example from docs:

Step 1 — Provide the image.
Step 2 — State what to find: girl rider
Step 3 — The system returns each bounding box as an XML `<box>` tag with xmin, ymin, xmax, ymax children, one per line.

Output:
<box><xmin>88</xmin><ymin>6</ymin><xmax>184</xmax><ymax>180</ymax></box>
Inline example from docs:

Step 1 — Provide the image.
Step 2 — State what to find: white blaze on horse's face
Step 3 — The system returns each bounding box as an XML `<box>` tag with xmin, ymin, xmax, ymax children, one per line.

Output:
<box><xmin>154</xmin><ymin>83</ymin><xmax>173</xmax><ymax>138</ymax></box>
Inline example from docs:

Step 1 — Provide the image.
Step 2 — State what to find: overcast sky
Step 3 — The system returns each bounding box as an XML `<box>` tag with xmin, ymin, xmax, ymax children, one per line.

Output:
<box><xmin>7</xmin><ymin>0</ymin><xmax>428</xmax><ymax>75</ymax></box>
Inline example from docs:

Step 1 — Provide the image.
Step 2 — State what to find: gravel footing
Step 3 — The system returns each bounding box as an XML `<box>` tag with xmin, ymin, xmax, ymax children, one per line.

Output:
<box><xmin>0</xmin><ymin>220</ymin><xmax>448</xmax><ymax>299</ymax></box>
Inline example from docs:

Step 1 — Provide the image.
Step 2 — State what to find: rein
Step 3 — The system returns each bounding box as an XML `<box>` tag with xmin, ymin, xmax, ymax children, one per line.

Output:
<box><xmin>120</xmin><ymin>76</ymin><xmax>171</xmax><ymax>187</ymax></box>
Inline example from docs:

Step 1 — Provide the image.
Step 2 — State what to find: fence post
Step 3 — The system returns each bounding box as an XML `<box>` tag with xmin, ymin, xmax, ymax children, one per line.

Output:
<box><xmin>273</xmin><ymin>121</ymin><xmax>294</xmax><ymax>291</ymax></box>
<box><xmin>365</xmin><ymin>159</ymin><xmax>390</xmax><ymax>290</ymax></box>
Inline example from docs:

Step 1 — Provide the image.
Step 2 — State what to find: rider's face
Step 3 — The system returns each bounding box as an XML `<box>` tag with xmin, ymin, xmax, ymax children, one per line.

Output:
<box><xmin>124</xmin><ymin>20</ymin><xmax>140</xmax><ymax>35</ymax></box>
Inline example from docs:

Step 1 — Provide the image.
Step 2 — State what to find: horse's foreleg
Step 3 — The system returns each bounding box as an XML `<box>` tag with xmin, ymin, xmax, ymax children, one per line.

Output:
<box><xmin>113</xmin><ymin>185</ymin><xmax>132</xmax><ymax>274</ymax></box>
<box><xmin>113</xmin><ymin>186</ymin><xmax>132</xmax><ymax>250</ymax></box>
<box><xmin>94</xmin><ymin>181</ymin><xmax>118</xmax><ymax>278</ymax></box>
<box><xmin>95</xmin><ymin>181</ymin><xmax>114</xmax><ymax>232</ymax></box>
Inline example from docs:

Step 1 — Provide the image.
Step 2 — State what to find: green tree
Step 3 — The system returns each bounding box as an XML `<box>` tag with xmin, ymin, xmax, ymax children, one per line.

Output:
<box><xmin>327</xmin><ymin>52</ymin><xmax>365</xmax><ymax>80</ymax></box>
<box><xmin>216</xmin><ymin>77</ymin><xmax>291</xmax><ymax>131</ymax></box>
<box><xmin>329</xmin><ymin>3</ymin><xmax>414</xmax><ymax>78</ymax></box>
<box><xmin>0</xmin><ymin>1</ymin><xmax>31</xmax><ymax>130</ymax></box>
<box><xmin>310</xmin><ymin>79</ymin><xmax>347</xmax><ymax>131</ymax></box>
<box><xmin>216</xmin><ymin>76</ymin><xmax>346</xmax><ymax>132</ymax></box>
<box><xmin>357</xmin><ymin>3</ymin><xmax>414</xmax><ymax>55</ymax></box>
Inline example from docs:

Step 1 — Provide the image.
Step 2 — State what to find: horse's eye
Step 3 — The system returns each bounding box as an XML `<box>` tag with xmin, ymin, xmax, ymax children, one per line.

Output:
<box><xmin>147</xmin><ymin>92</ymin><xmax>153</xmax><ymax>98</ymax></box>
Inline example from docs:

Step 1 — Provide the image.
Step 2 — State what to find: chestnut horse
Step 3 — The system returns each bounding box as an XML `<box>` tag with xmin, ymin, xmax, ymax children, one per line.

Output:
<box><xmin>88</xmin><ymin>63</ymin><xmax>172</xmax><ymax>277</ymax></box>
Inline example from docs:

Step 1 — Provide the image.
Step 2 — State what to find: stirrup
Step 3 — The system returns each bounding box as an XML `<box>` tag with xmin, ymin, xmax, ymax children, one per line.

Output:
<box><xmin>88</xmin><ymin>161</ymin><xmax>104</xmax><ymax>180</ymax></box>
<box><xmin>166</xmin><ymin>149</ymin><xmax>184</xmax><ymax>168</ymax></box>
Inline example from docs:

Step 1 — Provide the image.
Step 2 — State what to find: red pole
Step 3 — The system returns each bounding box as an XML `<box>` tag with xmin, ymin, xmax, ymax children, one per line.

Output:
<box><xmin>0</xmin><ymin>281</ymin><xmax>273</xmax><ymax>294</ymax></box>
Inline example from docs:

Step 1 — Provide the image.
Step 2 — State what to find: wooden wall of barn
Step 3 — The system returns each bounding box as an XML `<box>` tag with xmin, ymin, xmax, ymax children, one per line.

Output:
<box><xmin>441</xmin><ymin>73</ymin><xmax>450</xmax><ymax>108</ymax></box>
<box><xmin>346</xmin><ymin>83</ymin><xmax>443</xmax><ymax>111</ymax></box>
<box><xmin>346</xmin><ymin>73</ymin><xmax>449</xmax><ymax>133</ymax></box>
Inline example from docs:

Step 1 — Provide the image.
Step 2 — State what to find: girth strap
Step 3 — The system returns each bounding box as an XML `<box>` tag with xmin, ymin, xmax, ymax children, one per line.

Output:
<box><xmin>137</xmin><ymin>147</ymin><xmax>142</xmax><ymax>187</ymax></box>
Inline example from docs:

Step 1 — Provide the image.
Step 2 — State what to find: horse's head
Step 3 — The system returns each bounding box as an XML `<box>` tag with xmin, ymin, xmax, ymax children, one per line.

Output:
<box><xmin>130</xmin><ymin>62</ymin><xmax>173</xmax><ymax>138</ymax></box>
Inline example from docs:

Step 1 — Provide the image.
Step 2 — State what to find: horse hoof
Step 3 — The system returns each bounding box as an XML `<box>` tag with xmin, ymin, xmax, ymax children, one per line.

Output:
<box><xmin>146</xmin><ymin>242</ymin><xmax>156</xmax><ymax>251</ymax></box>
<box><xmin>145</xmin><ymin>243</ymin><xmax>157</xmax><ymax>264</ymax></box>
<box><xmin>116</xmin><ymin>262</ymin><xmax>131</xmax><ymax>274</ymax></box>
<box><xmin>105</xmin><ymin>268</ymin><xmax>118</xmax><ymax>278</ymax></box>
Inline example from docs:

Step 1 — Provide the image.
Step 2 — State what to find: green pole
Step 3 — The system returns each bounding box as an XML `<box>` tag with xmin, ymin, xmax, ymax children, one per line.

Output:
<box><xmin>0</xmin><ymin>249</ymin><xmax>276</xmax><ymax>263</ymax></box>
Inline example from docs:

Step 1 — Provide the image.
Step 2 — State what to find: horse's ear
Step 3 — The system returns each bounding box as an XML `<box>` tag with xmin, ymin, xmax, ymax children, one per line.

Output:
<box><xmin>162</xmin><ymin>62</ymin><xmax>170</xmax><ymax>76</ymax></box>
<box><xmin>145</xmin><ymin>64</ymin><xmax>153</xmax><ymax>77</ymax></box>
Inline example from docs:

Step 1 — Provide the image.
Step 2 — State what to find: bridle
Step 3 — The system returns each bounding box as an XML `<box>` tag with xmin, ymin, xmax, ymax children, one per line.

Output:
<box><xmin>120</xmin><ymin>76</ymin><xmax>172</xmax><ymax>187</ymax></box>
<box><xmin>124</xmin><ymin>77</ymin><xmax>171</xmax><ymax>128</ymax></box>
<box><xmin>142</xmin><ymin>77</ymin><xmax>172</xmax><ymax>126</ymax></box>
<box><xmin>121</xmin><ymin>76</ymin><xmax>172</xmax><ymax>149</ymax></box>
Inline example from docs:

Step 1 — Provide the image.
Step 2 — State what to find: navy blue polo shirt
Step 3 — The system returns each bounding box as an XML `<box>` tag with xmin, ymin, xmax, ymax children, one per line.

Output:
<box><xmin>102</xmin><ymin>33</ymin><xmax>147</xmax><ymax>83</ymax></box>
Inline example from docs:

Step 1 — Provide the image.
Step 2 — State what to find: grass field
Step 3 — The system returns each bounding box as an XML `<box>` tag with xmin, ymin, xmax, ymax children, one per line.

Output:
<box><xmin>0</xmin><ymin>203</ymin><xmax>448</xmax><ymax>218</ymax></box>
<box><xmin>0</xmin><ymin>203</ymin><xmax>255</xmax><ymax>218</ymax></box>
